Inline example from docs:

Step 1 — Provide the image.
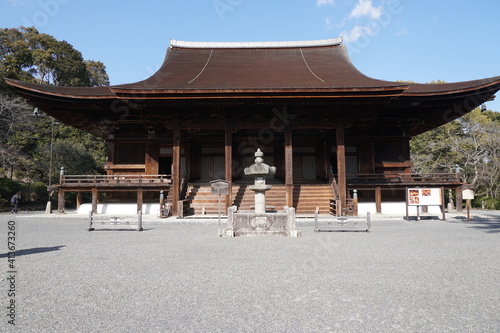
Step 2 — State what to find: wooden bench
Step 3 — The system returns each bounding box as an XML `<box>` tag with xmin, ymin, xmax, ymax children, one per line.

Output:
<box><xmin>88</xmin><ymin>211</ymin><xmax>143</xmax><ymax>231</ymax></box>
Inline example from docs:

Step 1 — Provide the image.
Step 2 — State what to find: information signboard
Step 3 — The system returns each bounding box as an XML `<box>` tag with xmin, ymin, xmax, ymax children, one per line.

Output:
<box><xmin>407</xmin><ymin>188</ymin><xmax>443</xmax><ymax>206</ymax></box>
<box><xmin>406</xmin><ymin>187</ymin><xmax>445</xmax><ymax>221</ymax></box>
<box><xmin>210</xmin><ymin>179</ymin><xmax>229</xmax><ymax>195</ymax></box>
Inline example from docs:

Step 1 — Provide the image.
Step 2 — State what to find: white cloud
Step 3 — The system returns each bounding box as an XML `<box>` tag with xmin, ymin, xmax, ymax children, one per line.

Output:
<box><xmin>316</xmin><ymin>0</ymin><xmax>335</xmax><ymax>6</ymax></box>
<box><xmin>342</xmin><ymin>25</ymin><xmax>370</xmax><ymax>43</ymax></box>
<box><xmin>349</xmin><ymin>0</ymin><xmax>382</xmax><ymax>20</ymax></box>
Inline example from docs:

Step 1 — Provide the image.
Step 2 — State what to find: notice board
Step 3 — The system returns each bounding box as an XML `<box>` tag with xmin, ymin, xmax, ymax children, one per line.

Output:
<box><xmin>407</xmin><ymin>188</ymin><xmax>443</xmax><ymax>206</ymax></box>
<box><xmin>406</xmin><ymin>187</ymin><xmax>445</xmax><ymax>221</ymax></box>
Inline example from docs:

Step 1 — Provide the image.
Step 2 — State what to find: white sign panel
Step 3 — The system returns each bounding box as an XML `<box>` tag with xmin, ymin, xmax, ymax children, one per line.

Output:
<box><xmin>462</xmin><ymin>189</ymin><xmax>474</xmax><ymax>200</ymax></box>
<box><xmin>407</xmin><ymin>188</ymin><xmax>442</xmax><ymax>206</ymax></box>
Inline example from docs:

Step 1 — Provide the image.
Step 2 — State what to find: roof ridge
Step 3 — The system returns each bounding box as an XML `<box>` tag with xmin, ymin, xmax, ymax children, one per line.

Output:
<box><xmin>169</xmin><ymin>37</ymin><xmax>342</xmax><ymax>49</ymax></box>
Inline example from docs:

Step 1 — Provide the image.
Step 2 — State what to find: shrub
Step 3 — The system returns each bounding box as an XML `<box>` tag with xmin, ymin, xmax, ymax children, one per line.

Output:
<box><xmin>472</xmin><ymin>196</ymin><xmax>500</xmax><ymax>210</ymax></box>
<box><xmin>0</xmin><ymin>178</ymin><xmax>22</xmax><ymax>202</ymax></box>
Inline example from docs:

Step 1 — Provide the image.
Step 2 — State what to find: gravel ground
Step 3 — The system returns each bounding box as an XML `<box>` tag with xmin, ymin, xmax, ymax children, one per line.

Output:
<box><xmin>0</xmin><ymin>211</ymin><xmax>499</xmax><ymax>333</ymax></box>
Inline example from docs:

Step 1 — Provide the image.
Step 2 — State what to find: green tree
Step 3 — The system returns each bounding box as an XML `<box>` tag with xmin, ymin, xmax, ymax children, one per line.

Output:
<box><xmin>0</xmin><ymin>27</ymin><xmax>109</xmax><ymax>198</ymax></box>
<box><xmin>85</xmin><ymin>60</ymin><xmax>109</xmax><ymax>87</ymax></box>
<box><xmin>0</xmin><ymin>26</ymin><xmax>103</xmax><ymax>87</ymax></box>
<box><xmin>411</xmin><ymin>108</ymin><xmax>500</xmax><ymax>198</ymax></box>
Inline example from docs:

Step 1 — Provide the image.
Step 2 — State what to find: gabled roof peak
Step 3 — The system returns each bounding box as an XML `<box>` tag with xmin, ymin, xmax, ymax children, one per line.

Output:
<box><xmin>169</xmin><ymin>37</ymin><xmax>343</xmax><ymax>49</ymax></box>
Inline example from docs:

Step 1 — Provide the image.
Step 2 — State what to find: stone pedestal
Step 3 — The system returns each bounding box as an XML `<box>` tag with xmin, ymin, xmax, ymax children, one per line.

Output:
<box><xmin>225</xmin><ymin>206</ymin><xmax>300</xmax><ymax>237</ymax></box>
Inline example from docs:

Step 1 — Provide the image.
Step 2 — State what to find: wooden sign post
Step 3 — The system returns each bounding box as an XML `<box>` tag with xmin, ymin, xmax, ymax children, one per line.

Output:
<box><xmin>210</xmin><ymin>179</ymin><xmax>230</xmax><ymax>236</ymax></box>
<box><xmin>462</xmin><ymin>188</ymin><xmax>474</xmax><ymax>221</ymax></box>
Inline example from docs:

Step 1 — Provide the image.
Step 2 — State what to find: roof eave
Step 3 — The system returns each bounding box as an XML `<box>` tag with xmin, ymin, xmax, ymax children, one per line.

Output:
<box><xmin>109</xmin><ymin>86</ymin><xmax>409</xmax><ymax>99</ymax></box>
<box><xmin>5</xmin><ymin>78</ymin><xmax>115</xmax><ymax>100</ymax></box>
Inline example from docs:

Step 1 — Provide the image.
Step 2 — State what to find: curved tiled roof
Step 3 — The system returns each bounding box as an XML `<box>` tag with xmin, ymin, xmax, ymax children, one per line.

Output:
<box><xmin>4</xmin><ymin>37</ymin><xmax>500</xmax><ymax>138</ymax></box>
<box><xmin>405</xmin><ymin>77</ymin><xmax>500</xmax><ymax>95</ymax></box>
<box><xmin>7</xmin><ymin>38</ymin><xmax>499</xmax><ymax>101</ymax></box>
<box><xmin>112</xmin><ymin>38</ymin><xmax>406</xmax><ymax>93</ymax></box>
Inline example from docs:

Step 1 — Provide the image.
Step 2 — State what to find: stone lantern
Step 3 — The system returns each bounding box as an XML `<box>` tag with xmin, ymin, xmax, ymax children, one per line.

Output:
<box><xmin>244</xmin><ymin>149</ymin><xmax>276</xmax><ymax>214</ymax></box>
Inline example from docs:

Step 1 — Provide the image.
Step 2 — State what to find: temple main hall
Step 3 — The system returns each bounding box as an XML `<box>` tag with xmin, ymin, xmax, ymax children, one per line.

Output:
<box><xmin>6</xmin><ymin>38</ymin><xmax>500</xmax><ymax>216</ymax></box>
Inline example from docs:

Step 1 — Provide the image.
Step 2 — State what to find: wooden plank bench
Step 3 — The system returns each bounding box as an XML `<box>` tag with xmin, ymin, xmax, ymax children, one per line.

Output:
<box><xmin>315</xmin><ymin>210</ymin><xmax>371</xmax><ymax>232</ymax></box>
<box><xmin>88</xmin><ymin>211</ymin><xmax>143</xmax><ymax>231</ymax></box>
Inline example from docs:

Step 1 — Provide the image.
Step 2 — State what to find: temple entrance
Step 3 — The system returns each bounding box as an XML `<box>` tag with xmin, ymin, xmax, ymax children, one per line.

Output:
<box><xmin>200</xmin><ymin>156</ymin><xmax>225</xmax><ymax>180</ymax></box>
<box><xmin>159</xmin><ymin>157</ymin><xmax>172</xmax><ymax>175</ymax></box>
<box><xmin>293</xmin><ymin>155</ymin><xmax>316</xmax><ymax>180</ymax></box>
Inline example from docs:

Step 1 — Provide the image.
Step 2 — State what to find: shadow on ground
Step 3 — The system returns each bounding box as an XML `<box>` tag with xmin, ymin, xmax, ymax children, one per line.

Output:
<box><xmin>0</xmin><ymin>245</ymin><xmax>66</xmax><ymax>258</ymax></box>
<box><xmin>451</xmin><ymin>217</ymin><xmax>500</xmax><ymax>233</ymax></box>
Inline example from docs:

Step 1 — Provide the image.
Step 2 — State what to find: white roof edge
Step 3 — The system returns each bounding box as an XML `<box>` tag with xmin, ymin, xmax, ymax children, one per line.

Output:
<box><xmin>169</xmin><ymin>37</ymin><xmax>343</xmax><ymax>49</ymax></box>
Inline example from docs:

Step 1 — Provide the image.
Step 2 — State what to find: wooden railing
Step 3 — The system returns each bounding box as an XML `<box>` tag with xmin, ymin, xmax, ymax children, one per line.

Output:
<box><xmin>346</xmin><ymin>173</ymin><xmax>460</xmax><ymax>184</ymax></box>
<box><xmin>329</xmin><ymin>172</ymin><xmax>340</xmax><ymax>200</ymax></box>
<box><xmin>61</xmin><ymin>174</ymin><xmax>172</xmax><ymax>186</ymax></box>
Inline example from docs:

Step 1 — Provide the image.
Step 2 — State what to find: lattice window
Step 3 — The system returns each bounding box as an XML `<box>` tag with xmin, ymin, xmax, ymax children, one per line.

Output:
<box><xmin>346</xmin><ymin>156</ymin><xmax>358</xmax><ymax>175</ymax></box>
<box><xmin>159</xmin><ymin>146</ymin><xmax>184</xmax><ymax>157</ymax></box>
<box><xmin>303</xmin><ymin>156</ymin><xmax>316</xmax><ymax>179</ymax></box>
<box><xmin>200</xmin><ymin>156</ymin><xmax>225</xmax><ymax>179</ymax></box>
<box><xmin>213</xmin><ymin>157</ymin><xmax>225</xmax><ymax>179</ymax></box>
<box><xmin>293</xmin><ymin>156</ymin><xmax>303</xmax><ymax>179</ymax></box>
<box><xmin>160</xmin><ymin>146</ymin><xmax>173</xmax><ymax>156</ymax></box>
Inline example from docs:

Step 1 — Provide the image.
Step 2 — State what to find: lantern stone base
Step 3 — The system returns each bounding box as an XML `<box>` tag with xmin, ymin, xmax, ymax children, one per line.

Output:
<box><xmin>224</xmin><ymin>206</ymin><xmax>300</xmax><ymax>237</ymax></box>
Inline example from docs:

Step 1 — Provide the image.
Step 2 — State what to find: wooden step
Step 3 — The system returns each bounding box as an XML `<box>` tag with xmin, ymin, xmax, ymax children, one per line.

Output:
<box><xmin>294</xmin><ymin>184</ymin><xmax>333</xmax><ymax>214</ymax></box>
<box><xmin>185</xmin><ymin>183</ymin><xmax>334</xmax><ymax>215</ymax></box>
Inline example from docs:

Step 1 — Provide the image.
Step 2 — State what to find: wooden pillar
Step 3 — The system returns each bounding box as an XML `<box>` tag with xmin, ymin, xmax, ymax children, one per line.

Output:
<box><xmin>91</xmin><ymin>188</ymin><xmax>98</xmax><ymax>214</ymax></box>
<box><xmin>137</xmin><ymin>188</ymin><xmax>143</xmax><ymax>213</ymax></box>
<box><xmin>145</xmin><ymin>144</ymin><xmax>159</xmax><ymax>175</ymax></box>
<box><xmin>76</xmin><ymin>192</ymin><xmax>82</xmax><ymax>210</ymax></box>
<box><xmin>57</xmin><ymin>189</ymin><xmax>65</xmax><ymax>213</ymax></box>
<box><xmin>225</xmin><ymin>123</ymin><xmax>233</xmax><ymax>210</ymax></box>
<box><xmin>285</xmin><ymin>126</ymin><xmax>293</xmax><ymax>208</ymax></box>
<box><xmin>316</xmin><ymin>141</ymin><xmax>330</xmax><ymax>181</ymax></box>
<box><xmin>172</xmin><ymin>125</ymin><xmax>181</xmax><ymax>216</ymax></box>
<box><xmin>106</xmin><ymin>141</ymin><xmax>115</xmax><ymax>175</ymax></box>
<box><xmin>375</xmin><ymin>187</ymin><xmax>382</xmax><ymax>214</ymax></box>
<box><xmin>336</xmin><ymin>124</ymin><xmax>347</xmax><ymax>215</ymax></box>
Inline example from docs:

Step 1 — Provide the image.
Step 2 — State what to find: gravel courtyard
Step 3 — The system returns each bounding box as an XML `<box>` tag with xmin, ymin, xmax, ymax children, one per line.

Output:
<box><xmin>1</xmin><ymin>212</ymin><xmax>499</xmax><ymax>332</ymax></box>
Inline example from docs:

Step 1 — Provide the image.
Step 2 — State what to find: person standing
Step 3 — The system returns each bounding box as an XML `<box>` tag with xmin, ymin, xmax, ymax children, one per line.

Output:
<box><xmin>11</xmin><ymin>192</ymin><xmax>21</xmax><ymax>214</ymax></box>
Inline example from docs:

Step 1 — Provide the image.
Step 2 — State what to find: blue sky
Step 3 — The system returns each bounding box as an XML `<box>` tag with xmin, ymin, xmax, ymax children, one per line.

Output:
<box><xmin>2</xmin><ymin>0</ymin><xmax>500</xmax><ymax>111</ymax></box>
